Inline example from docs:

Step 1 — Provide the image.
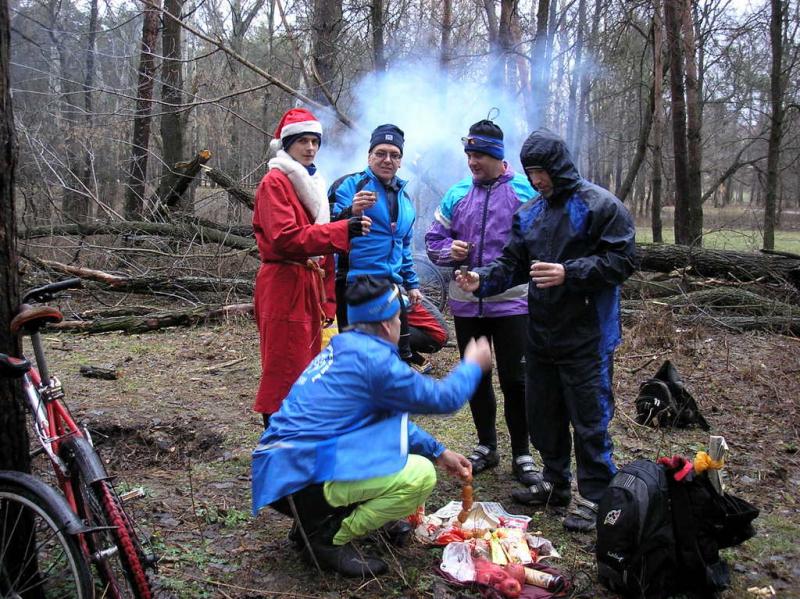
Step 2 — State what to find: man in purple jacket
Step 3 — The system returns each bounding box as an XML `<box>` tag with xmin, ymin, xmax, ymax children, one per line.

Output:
<box><xmin>425</xmin><ymin>120</ymin><xmax>539</xmax><ymax>485</ymax></box>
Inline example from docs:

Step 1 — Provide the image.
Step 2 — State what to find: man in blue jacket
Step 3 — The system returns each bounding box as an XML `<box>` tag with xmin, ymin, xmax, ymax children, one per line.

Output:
<box><xmin>456</xmin><ymin>129</ymin><xmax>636</xmax><ymax>532</ymax></box>
<box><xmin>329</xmin><ymin>125</ymin><xmax>422</xmax><ymax>363</ymax></box>
<box><xmin>252</xmin><ymin>276</ymin><xmax>491</xmax><ymax>576</ymax></box>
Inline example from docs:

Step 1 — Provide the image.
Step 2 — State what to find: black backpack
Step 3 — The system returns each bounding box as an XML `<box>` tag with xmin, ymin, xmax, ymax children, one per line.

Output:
<box><xmin>635</xmin><ymin>360</ymin><xmax>710</xmax><ymax>430</ymax></box>
<box><xmin>597</xmin><ymin>459</ymin><xmax>760</xmax><ymax>599</ymax></box>
<box><xmin>596</xmin><ymin>460</ymin><xmax>676</xmax><ymax>599</ymax></box>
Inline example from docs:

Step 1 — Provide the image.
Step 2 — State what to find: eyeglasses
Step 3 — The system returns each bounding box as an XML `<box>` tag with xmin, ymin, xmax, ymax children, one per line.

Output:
<box><xmin>371</xmin><ymin>150</ymin><xmax>402</xmax><ymax>162</ymax></box>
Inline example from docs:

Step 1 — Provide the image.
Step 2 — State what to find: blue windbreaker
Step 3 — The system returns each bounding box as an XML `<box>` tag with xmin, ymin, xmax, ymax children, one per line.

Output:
<box><xmin>251</xmin><ymin>329</ymin><xmax>482</xmax><ymax>513</ymax></box>
<box><xmin>330</xmin><ymin>168</ymin><xmax>419</xmax><ymax>288</ymax></box>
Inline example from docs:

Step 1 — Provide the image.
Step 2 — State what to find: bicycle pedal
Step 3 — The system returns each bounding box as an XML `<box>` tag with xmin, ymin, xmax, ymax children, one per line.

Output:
<box><xmin>119</xmin><ymin>487</ymin><xmax>146</xmax><ymax>503</ymax></box>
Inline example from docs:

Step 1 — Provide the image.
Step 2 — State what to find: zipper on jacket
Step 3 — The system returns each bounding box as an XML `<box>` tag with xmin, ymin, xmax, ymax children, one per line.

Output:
<box><xmin>477</xmin><ymin>183</ymin><xmax>492</xmax><ymax>317</ymax></box>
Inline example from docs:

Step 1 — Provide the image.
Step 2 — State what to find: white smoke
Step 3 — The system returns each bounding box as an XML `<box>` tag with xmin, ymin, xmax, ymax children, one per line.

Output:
<box><xmin>314</xmin><ymin>58</ymin><xmax>535</xmax><ymax>249</ymax></box>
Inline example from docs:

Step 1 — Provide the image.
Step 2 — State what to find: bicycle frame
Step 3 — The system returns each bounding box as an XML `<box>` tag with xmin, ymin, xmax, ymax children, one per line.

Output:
<box><xmin>20</xmin><ymin>329</ymin><xmax>88</xmax><ymax>511</ymax></box>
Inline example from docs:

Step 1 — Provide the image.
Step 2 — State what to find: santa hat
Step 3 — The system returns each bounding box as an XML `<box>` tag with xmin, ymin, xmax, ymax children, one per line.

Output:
<box><xmin>269</xmin><ymin>108</ymin><xmax>323</xmax><ymax>154</ymax></box>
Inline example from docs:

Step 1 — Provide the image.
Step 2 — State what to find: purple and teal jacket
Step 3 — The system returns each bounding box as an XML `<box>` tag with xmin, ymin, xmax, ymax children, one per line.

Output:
<box><xmin>424</xmin><ymin>166</ymin><xmax>537</xmax><ymax>317</ymax></box>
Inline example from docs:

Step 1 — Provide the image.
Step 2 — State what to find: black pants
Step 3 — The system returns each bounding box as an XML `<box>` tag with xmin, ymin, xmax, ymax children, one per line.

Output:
<box><xmin>336</xmin><ymin>277</ymin><xmax>412</xmax><ymax>360</ymax></box>
<box><xmin>453</xmin><ymin>314</ymin><xmax>529</xmax><ymax>457</ymax></box>
<box><xmin>272</xmin><ymin>484</ymin><xmax>355</xmax><ymax>545</ymax></box>
<box><xmin>526</xmin><ymin>349</ymin><xmax>616</xmax><ymax>503</ymax></box>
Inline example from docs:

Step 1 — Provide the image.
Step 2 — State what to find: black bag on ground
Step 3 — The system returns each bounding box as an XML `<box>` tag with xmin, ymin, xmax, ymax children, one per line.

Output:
<box><xmin>635</xmin><ymin>360</ymin><xmax>710</xmax><ymax>430</ymax></box>
<box><xmin>597</xmin><ymin>458</ymin><xmax>760</xmax><ymax>599</ymax></box>
<box><xmin>596</xmin><ymin>460</ymin><xmax>676</xmax><ymax>599</ymax></box>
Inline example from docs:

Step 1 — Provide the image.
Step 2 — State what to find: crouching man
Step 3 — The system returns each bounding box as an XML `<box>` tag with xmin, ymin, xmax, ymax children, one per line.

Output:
<box><xmin>251</xmin><ymin>276</ymin><xmax>491</xmax><ymax>577</ymax></box>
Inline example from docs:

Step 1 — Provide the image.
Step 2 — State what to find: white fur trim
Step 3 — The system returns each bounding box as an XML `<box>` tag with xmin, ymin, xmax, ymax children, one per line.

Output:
<box><xmin>280</xmin><ymin>120</ymin><xmax>323</xmax><ymax>139</ymax></box>
<box><xmin>268</xmin><ymin>138</ymin><xmax>282</xmax><ymax>156</ymax></box>
<box><xmin>268</xmin><ymin>150</ymin><xmax>329</xmax><ymax>224</ymax></box>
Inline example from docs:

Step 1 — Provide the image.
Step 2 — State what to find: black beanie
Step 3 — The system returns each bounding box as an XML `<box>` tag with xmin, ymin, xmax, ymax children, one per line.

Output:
<box><xmin>369</xmin><ymin>124</ymin><xmax>405</xmax><ymax>155</ymax></box>
<box><xmin>468</xmin><ymin>119</ymin><xmax>504</xmax><ymax>140</ymax></box>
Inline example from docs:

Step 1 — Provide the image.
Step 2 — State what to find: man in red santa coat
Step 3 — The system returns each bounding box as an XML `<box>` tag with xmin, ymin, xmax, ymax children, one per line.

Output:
<box><xmin>253</xmin><ymin>108</ymin><xmax>371</xmax><ymax>428</ymax></box>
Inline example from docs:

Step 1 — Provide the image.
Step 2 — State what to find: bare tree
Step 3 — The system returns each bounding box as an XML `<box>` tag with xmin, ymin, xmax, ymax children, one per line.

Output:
<box><xmin>764</xmin><ymin>0</ymin><xmax>785</xmax><ymax>250</ymax></box>
<box><xmin>651</xmin><ymin>0</ymin><xmax>665</xmax><ymax>242</ymax></box>
<box><xmin>664</xmin><ymin>0</ymin><xmax>691</xmax><ymax>245</ymax></box>
<box><xmin>157</xmin><ymin>0</ymin><xmax>187</xmax><ymax>209</ymax></box>
<box><xmin>682</xmin><ymin>0</ymin><xmax>703</xmax><ymax>244</ymax></box>
<box><xmin>311</xmin><ymin>0</ymin><xmax>343</xmax><ymax>105</ymax></box>
<box><xmin>0</xmin><ymin>0</ymin><xmax>28</xmax><ymax>473</ymax></box>
<box><xmin>124</xmin><ymin>0</ymin><xmax>161</xmax><ymax>220</ymax></box>
<box><xmin>371</xmin><ymin>0</ymin><xmax>385</xmax><ymax>71</ymax></box>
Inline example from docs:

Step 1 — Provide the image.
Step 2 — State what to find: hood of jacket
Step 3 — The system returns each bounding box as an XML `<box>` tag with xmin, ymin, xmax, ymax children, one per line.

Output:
<box><xmin>519</xmin><ymin>129</ymin><xmax>581</xmax><ymax>201</ymax></box>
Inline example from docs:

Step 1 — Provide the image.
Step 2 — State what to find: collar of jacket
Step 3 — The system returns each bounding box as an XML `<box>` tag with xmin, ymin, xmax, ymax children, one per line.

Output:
<box><xmin>348</xmin><ymin>328</ymin><xmax>400</xmax><ymax>354</ymax></box>
<box><xmin>365</xmin><ymin>166</ymin><xmax>407</xmax><ymax>191</ymax></box>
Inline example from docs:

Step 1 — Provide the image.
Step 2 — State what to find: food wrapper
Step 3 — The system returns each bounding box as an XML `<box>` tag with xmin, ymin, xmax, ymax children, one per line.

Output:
<box><xmin>429</xmin><ymin>501</ymin><xmax>532</xmax><ymax>531</ymax></box>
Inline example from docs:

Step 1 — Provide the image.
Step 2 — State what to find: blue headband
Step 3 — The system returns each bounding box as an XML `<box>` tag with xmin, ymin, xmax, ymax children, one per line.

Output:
<box><xmin>347</xmin><ymin>285</ymin><xmax>401</xmax><ymax>324</ymax></box>
<box><xmin>463</xmin><ymin>134</ymin><xmax>504</xmax><ymax>160</ymax></box>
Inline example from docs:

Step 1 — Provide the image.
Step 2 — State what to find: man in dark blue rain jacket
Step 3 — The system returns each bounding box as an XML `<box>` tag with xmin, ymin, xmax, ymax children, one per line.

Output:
<box><xmin>455</xmin><ymin>128</ymin><xmax>636</xmax><ymax>532</ymax></box>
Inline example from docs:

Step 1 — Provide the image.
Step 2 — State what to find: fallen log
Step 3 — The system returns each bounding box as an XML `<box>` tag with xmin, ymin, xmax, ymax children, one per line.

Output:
<box><xmin>201</xmin><ymin>166</ymin><xmax>255</xmax><ymax>210</ymax></box>
<box><xmin>50</xmin><ymin>303</ymin><xmax>254</xmax><ymax>334</ymax></box>
<box><xmin>79</xmin><ymin>365</ymin><xmax>119</xmax><ymax>380</ymax></box>
<box><xmin>19</xmin><ymin>220</ymin><xmax>257</xmax><ymax>252</ymax></box>
<box><xmin>635</xmin><ymin>287</ymin><xmax>800</xmax><ymax>317</ymax></box>
<box><xmin>636</xmin><ymin>243</ymin><xmax>800</xmax><ymax>290</ymax></box>
<box><xmin>29</xmin><ymin>258</ymin><xmax>254</xmax><ymax>295</ymax></box>
<box><xmin>622</xmin><ymin>308</ymin><xmax>800</xmax><ymax>335</ymax></box>
<box><xmin>155</xmin><ymin>149</ymin><xmax>212</xmax><ymax>209</ymax></box>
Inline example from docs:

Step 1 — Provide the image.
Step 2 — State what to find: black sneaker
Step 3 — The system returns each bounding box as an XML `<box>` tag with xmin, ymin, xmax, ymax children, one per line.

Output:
<box><xmin>512</xmin><ymin>455</ymin><xmax>540</xmax><ymax>486</ymax></box>
<box><xmin>467</xmin><ymin>445</ymin><xmax>499</xmax><ymax>474</ymax></box>
<box><xmin>304</xmin><ymin>540</ymin><xmax>388</xmax><ymax>577</ymax></box>
<box><xmin>511</xmin><ymin>479</ymin><xmax>571</xmax><ymax>507</ymax></box>
<box><xmin>563</xmin><ymin>496</ymin><xmax>598</xmax><ymax>533</ymax></box>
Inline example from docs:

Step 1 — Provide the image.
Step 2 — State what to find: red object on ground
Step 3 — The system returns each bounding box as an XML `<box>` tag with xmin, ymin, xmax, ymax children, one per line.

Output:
<box><xmin>474</xmin><ymin>558</ymin><xmax>522</xmax><ymax>598</ymax></box>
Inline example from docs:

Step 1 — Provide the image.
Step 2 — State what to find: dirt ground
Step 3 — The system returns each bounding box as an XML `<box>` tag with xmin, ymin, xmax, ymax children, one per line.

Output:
<box><xmin>34</xmin><ymin>309</ymin><xmax>800</xmax><ymax>598</ymax></box>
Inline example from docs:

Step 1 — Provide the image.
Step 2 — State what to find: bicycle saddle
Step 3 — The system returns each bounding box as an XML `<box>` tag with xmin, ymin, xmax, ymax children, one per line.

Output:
<box><xmin>10</xmin><ymin>306</ymin><xmax>64</xmax><ymax>335</ymax></box>
<box><xmin>0</xmin><ymin>353</ymin><xmax>31</xmax><ymax>378</ymax></box>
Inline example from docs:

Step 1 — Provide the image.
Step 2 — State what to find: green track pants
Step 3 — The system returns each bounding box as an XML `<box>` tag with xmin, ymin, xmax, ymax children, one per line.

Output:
<box><xmin>324</xmin><ymin>454</ymin><xmax>436</xmax><ymax>545</ymax></box>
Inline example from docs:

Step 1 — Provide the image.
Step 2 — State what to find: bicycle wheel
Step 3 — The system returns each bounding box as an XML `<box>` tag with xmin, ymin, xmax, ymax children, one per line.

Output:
<box><xmin>64</xmin><ymin>441</ymin><xmax>153</xmax><ymax>599</ymax></box>
<box><xmin>412</xmin><ymin>253</ymin><xmax>449</xmax><ymax>312</ymax></box>
<box><xmin>0</xmin><ymin>473</ymin><xmax>93</xmax><ymax>598</ymax></box>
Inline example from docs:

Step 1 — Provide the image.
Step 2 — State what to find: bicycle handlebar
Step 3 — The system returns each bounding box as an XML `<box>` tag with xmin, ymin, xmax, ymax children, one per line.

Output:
<box><xmin>22</xmin><ymin>278</ymin><xmax>82</xmax><ymax>305</ymax></box>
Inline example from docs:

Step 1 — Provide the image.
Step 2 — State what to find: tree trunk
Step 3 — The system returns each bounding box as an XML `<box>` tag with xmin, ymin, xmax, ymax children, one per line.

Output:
<box><xmin>566</xmin><ymin>0</ymin><xmax>586</xmax><ymax>148</ymax></box>
<box><xmin>664</xmin><ymin>0</ymin><xmax>691</xmax><ymax>245</ymax></box>
<box><xmin>158</xmin><ymin>0</ymin><xmax>187</xmax><ymax>211</ymax></box>
<box><xmin>528</xmin><ymin>0</ymin><xmax>550</xmax><ymax>128</ymax></box>
<box><xmin>124</xmin><ymin>0</ymin><xmax>161</xmax><ymax>220</ymax></box>
<box><xmin>47</xmin><ymin>4</ymin><xmax>88</xmax><ymax>223</ymax></box>
<box><xmin>617</xmin><ymin>22</ymin><xmax>655</xmax><ymax>204</ymax></box>
<box><xmin>0</xmin><ymin>0</ymin><xmax>29</xmax><ymax>472</ymax></box>
<box><xmin>371</xmin><ymin>0</ymin><xmax>385</xmax><ymax>71</ymax></box>
<box><xmin>311</xmin><ymin>0</ymin><xmax>343</xmax><ymax>105</ymax></box>
<box><xmin>440</xmin><ymin>0</ymin><xmax>453</xmax><ymax>71</ymax></box>
<box><xmin>764</xmin><ymin>0</ymin><xmax>784</xmax><ymax>250</ymax></box>
<box><xmin>497</xmin><ymin>0</ymin><xmax>516</xmax><ymax>90</ymax></box>
<box><xmin>573</xmin><ymin>0</ymin><xmax>600</xmax><ymax>166</ymax></box>
<box><xmin>681</xmin><ymin>0</ymin><xmax>703</xmax><ymax>245</ymax></box>
<box><xmin>81</xmin><ymin>0</ymin><xmax>98</xmax><ymax>219</ymax></box>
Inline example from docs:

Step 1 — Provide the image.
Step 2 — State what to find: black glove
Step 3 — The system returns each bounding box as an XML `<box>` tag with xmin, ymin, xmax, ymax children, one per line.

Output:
<box><xmin>348</xmin><ymin>216</ymin><xmax>365</xmax><ymax>238</ymax></box>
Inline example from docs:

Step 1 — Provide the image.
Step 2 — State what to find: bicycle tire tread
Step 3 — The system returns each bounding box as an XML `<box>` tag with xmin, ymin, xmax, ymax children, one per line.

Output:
<box><xmin>95</xmin><ymin>480</ymin><xmax>153</xmax><ymax>599</ymax></box>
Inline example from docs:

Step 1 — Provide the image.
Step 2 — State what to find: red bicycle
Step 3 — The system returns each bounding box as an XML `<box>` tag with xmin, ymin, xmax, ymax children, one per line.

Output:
<box><xmin>9</xmin><ymin>278</ymin><xmax>155</xmax><ymax>598</ymax></box>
